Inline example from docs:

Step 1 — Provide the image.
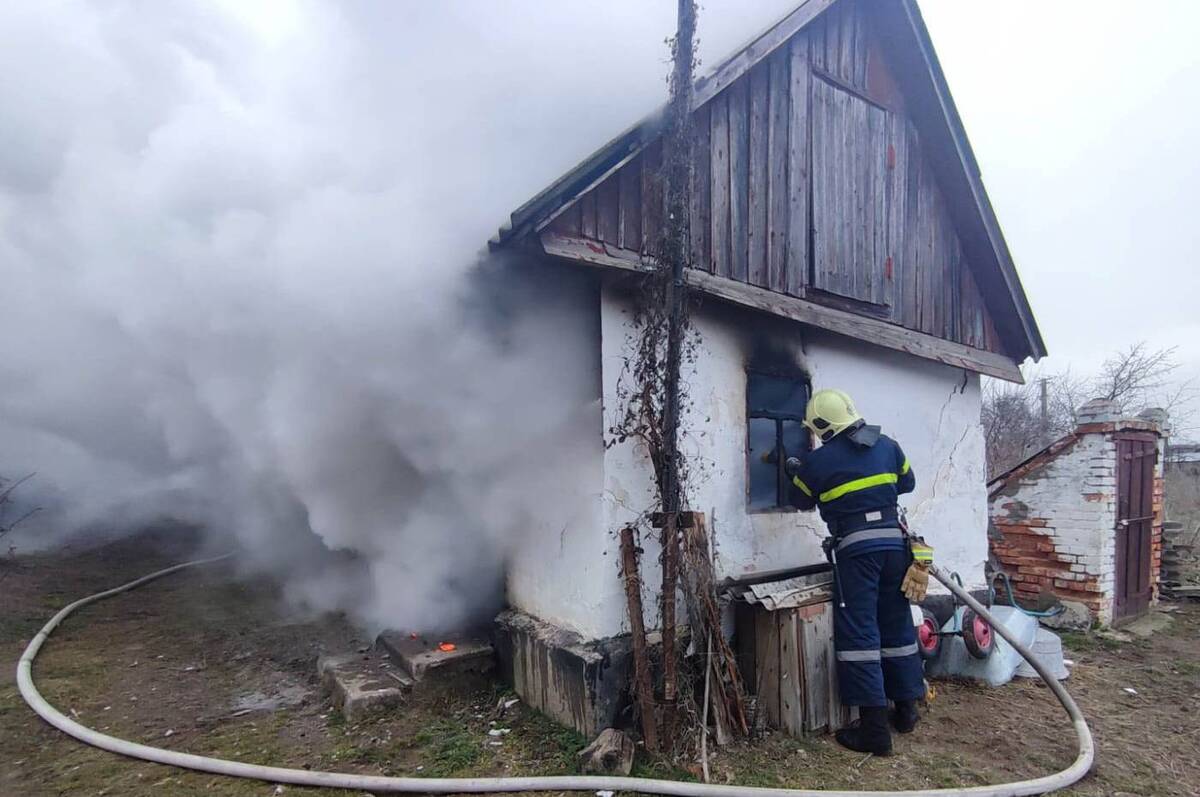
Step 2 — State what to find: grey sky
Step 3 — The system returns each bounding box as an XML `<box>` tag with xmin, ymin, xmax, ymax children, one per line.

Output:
<box><xmin>919</xmin><ymin>0</ymin><xmax>1200</xmax><ymax>433</ymax></box>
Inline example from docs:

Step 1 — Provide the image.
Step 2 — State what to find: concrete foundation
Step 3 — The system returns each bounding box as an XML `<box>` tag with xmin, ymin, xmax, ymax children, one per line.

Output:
<box><xmin>492</xmin><ymin>609</ymin><xmax>633</xmax><ymax>736</ymax></box>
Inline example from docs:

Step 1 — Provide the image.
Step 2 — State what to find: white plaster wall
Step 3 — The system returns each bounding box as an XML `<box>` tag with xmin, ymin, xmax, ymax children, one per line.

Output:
<box><xmin>508</xmin><ymin>284</ymin><xmax>994</xmax><ymax>642</ymax></box>
<box><xmin>589</xmin><ymin>286</ymin><xmax>990</xmax><ymax>639</ymax></box>
<box><xmin>503</xmin><ymin>273</ymin><xmax>612</xmax><ymax>640</ymax></box>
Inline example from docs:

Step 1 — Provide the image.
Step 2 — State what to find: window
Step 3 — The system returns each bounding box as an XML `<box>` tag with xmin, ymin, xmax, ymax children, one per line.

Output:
<box><xmin>747</xmin><ymin>371</ymin><xmax>811</xmax><ymax>511</ymax></box>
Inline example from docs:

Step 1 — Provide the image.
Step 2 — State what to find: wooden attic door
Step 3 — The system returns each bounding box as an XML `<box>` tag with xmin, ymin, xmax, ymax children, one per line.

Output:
<box><xmin>810</xmin><ymin>77</ymin><xmax>900</xmax><ymax>310</ymax></box>
<box><xmin>1114</xmin><ymin>433</ymin><xmax>1157</xmax><ymax>622</ymax></box>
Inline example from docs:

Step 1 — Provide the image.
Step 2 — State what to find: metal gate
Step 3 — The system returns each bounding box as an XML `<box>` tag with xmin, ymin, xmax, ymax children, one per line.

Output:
<box><xmin>1114</xmin><ymin>433</ymin><xmax>1157</xmax><ymax>622</ymax></box>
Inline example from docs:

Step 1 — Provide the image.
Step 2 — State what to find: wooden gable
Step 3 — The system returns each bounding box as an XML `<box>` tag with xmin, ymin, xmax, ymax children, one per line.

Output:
<box><xmin>542</xmin><ymin>0</ymin><xmax>1001</xmax><ymax>356</ymax></box>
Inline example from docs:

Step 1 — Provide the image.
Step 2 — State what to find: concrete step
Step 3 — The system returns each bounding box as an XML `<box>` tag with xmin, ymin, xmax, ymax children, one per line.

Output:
<box><xmin>317</xmin><ymin>650</ymin><xmax>411</xmax><ymax>721</ymax></box>
<box><xmin>377</xmin><ymin>630</ymin><xmax>495</xmax><ymax>683</ymax></box>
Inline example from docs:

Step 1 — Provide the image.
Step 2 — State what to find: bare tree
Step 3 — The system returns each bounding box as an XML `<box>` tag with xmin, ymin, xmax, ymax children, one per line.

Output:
<box><xmin>982</xmin><ymin>342</ymin><xmax>1196</xmax><ymax>478</ymax></box>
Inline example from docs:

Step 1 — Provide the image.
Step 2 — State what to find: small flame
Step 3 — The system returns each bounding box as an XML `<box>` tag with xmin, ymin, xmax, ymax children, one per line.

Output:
<box><xmin>437</xmin><ymin>642</ymin><xmax>457</xmax><ymax>652</ymax></box>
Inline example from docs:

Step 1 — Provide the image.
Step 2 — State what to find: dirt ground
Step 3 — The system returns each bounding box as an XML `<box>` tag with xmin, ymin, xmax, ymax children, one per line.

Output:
<box><xmin>2</xmin><ymin>529</ymin><xmax>1199</xmax><ymax>796</ymax></box>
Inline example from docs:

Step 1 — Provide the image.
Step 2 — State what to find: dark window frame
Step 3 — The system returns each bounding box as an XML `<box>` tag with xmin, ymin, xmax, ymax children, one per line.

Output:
<box><xmin>746</xmin><ymin>369</ymin><xmax>811</xmax><ymax>512</ymax></box>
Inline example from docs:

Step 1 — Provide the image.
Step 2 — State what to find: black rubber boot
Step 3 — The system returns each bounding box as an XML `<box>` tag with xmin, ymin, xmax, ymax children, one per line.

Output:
<box><xmin>835</xmin><ymin>706</ymin><xmax>893</xmax><ymax>756</ymax></box>
<box><xmin>892</xmin><ymin>699</ymin><xmax>920</xmax><ymax>734</ymax></box>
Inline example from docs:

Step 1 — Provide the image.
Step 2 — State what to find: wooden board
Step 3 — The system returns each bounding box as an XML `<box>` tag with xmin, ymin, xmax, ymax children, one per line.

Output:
<box><xmin>691</xmin><ymin>105</ymin><xmax>712</xmax><ymax>272</ymax></box>
<box><xmin>710</xmin><ymin>92</ymin><xmax>731</xmax><ymax>279</ymax></box>
<box><xmin>729</xmin><ymin>78</ymin><xmax>750</xmax><ymax>282</ymax></box>
<box><xmin>641</xmin><ymin>140</ymin><xmax>664</xmax><ymax>256</ymax></box>
<box><xmin>785</xmin><ymin>33</ymin><xmax>810</xmax><ymax>298</ymax></box>
<box><xmin>778</xmin><ymin>611</ymin><xmax>804</xmax><ymax>735</ymax></box>
<box><xmin>766</xmin><ymin>48</ymin><xmax>791</xmax><ymax>294</ymax></box>
<box><xmin>596</xmin><ymin>174</ymin><xmax>620</xmax><ymax>247</ymax></box>
<box><xmin>580</xmin><ymin>190</ymin><xmax>596</xmax><ymax>240</ymax></box>
<box><xmin>799</xmin><ymin>602</ymin><xmax>832</xmax><ymax>732</ymax></box>
<box><xmin>747</xmin><ymin>63</ymin><xmax>770</xmax><ymax>288</ymax></box>
<box><xmin>755</xmin><ymin>607</ymin><xmax>780</xmax><ymax>727</ymax></box>
<box><xmin>618</xmin><ymin>155</ymin><xmax>641</xmax><ymax>252</ymax></box>
<box><xmin>538</xmin><ymin>232</ymin><xmax>1024</xmax><ymax>382</ymax></box>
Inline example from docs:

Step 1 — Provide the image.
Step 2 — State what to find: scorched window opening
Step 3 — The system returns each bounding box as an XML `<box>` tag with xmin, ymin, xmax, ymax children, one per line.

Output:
<box><xmin>747</xmin><ymin>370</ymin><xmax>811</xmax><ymax>512</ymax></box>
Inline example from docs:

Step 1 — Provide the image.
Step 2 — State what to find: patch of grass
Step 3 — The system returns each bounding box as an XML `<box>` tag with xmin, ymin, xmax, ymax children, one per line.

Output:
<box><xmin>0</xmin><ymin>614</ymin><xmax>46</xmax><ymax>643</ymax></box>
<box><xmin>1058</xmin><ymin>630</ymin><xmax>1121</xmax><ymax>652</ymax></box>
<box><xmin>631</xmin><ymin>753</ymin><xmax>697</xmax><ymax>782</ymax></box>
<box><xmin>413</xmin><ymin>719</ymin><xmax>487</xmax><ymax>776</ymax></box>
<box><xmin>508</xmin><ymin>709</ymin><xmax>587</xmax><ymax>771</ymax></box>
<box><xmin>1173</xmin><ymin>659</ymin><xmax>1200</xmax><ymax>677</ymax></box>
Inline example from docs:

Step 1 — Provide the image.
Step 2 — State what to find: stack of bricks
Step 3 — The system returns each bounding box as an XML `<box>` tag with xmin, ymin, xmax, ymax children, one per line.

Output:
<box><xmin>1152</xmin><ymin>474</ymin><xmax>1165</xmax><ymax>601</ymax></box>
<box><xmin>1160</xmin><ymin>520</ymin><xmax>1199</xmax><ymax>596</ymax></box>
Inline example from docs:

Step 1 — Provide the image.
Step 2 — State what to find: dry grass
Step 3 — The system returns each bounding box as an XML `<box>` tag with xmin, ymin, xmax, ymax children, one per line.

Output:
<box><xmin>2</xmin><ymin>529</ymin><xmax>1198</xmax><ymax>796</ymax></box>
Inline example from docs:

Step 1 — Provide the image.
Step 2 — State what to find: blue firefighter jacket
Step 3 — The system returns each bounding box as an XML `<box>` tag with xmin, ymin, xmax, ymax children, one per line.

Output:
<box><xmin>791</xmin><ymin>428</ymin><xmax>915</xmax><ymax>556</ymax></box>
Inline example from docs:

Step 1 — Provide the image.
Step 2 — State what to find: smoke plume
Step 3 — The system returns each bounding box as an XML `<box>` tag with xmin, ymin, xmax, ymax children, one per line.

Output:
<box><xmin>0</xmin><ymin>0</ymin><xmax>796</xmax><ymax>631</ymax></box>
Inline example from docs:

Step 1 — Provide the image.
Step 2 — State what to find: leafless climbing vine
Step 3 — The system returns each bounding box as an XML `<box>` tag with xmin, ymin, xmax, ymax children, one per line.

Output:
<box><xmin>608</xmin><ymin>0</ymin><xmax>747</xmax><ymax>765</ymax></box>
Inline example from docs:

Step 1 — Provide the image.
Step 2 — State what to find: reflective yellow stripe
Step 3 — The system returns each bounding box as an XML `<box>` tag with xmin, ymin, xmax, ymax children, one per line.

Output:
<box><xmin>900</xmin><ymin>458</ymin><xmax>910</xmax><ymax>475</ymax></box>
<box><xmin>792</xmin><ymin>477</ymin><xmax>813</xmax><ymax>497</ymax></box>
<box><xmin>819</xmin><ymin>472</ymin><xmax>898</xmax><ymax>503</ymax></box>
<box><xmin>910</xmin><ymin>543</ymin><xmax>934</xmax><ymax>563</ymax></box>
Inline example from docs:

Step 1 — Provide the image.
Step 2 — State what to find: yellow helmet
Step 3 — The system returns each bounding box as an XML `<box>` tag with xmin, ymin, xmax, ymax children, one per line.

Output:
<box><xmin>804</xmin><ymin>388</ymin><xmax>862</xmax><ymax>442</ymax></box>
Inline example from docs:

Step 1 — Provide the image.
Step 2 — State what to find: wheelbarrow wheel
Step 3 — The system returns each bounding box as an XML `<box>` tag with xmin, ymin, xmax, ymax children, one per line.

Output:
<box><xmin>961</xmin><ymin>607</ymin><xmax>994</xmax><ymax>659</ymax></box>
<box><xmin>917</xmin><ymin>608</ymin><xmax>942</xmax><ymax>660</ymax></box>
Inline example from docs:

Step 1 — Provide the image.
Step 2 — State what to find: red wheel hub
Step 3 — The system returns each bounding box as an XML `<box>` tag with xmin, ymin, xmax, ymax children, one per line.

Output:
<box><xmin>973</xmin><ymin>615</ymin><xmax>993</xmax><ymax>649</ymax></box>
<box><xmin>918</xmin><ymin>618</ymin><xmax>939</xmax><ymax>651</ymax></box>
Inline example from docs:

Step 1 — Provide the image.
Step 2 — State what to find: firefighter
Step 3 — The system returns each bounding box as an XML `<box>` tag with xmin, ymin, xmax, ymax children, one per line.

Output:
<box><xmin>784</xmin><ymin>389</ymin><xmax>925</xmax><ymax>756</ymax></box>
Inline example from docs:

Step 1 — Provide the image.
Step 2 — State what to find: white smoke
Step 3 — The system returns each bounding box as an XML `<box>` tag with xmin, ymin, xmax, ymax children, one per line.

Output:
<box><xmin>0</xmin><ymin>0</ymin><xmax>797</xmax><ymax>631</ymax></box>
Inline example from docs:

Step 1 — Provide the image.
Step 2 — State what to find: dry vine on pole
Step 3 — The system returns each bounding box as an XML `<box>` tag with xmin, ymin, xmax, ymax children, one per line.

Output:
<box><xmin>607</xmin><ymin>0</ymin><xmax>747</xmax><ymax>760</ymax></box>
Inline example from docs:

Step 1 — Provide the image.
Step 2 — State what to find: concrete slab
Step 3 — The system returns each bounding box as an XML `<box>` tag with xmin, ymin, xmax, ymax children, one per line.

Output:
<box><xmin>317</xmin><ymin>651</ymin><xmax>410</xmax><ymax>721</ymax></box>
<box><xmin>377</xmin><ymin>631</ymin><xmax>494</xmax><ymax>682</ymax></box>
<box><xmin>1122</xmin><ymin>610</ymin><xmax>1175</xmax><ymax>638</ymax></box>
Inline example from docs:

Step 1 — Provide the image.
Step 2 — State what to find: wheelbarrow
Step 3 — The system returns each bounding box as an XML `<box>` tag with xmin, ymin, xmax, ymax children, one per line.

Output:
<box><xmin>915</xmin><ymin>571</ymin><xmax>995</xmax><ymax>661</ymax></box>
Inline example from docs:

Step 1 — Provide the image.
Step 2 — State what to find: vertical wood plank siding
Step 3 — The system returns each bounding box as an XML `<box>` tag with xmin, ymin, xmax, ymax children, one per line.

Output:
<box><xmin>786</xmin><ymin>34</ymin><xmax>810</xmax><ymax>298</ymax></box>
<box><xmin>767</xmin><ymin>49</ymin><xmax>791</xmax><ymax>294</ymax></box>
<box><xmin>711</xmin><ymin>92</ymin><xmax>732</xmax><ymax>278</ymax></box>
<box><xmin>748</xmin><ymin>63</ymin><xmax>771</xmax><ymax>287</ymax></box>
<box><xmin>729</xmin><ymin>78</ymin><xmax>751</xmax><ymax>282</ymax></box>
<box><xmin>543</xmin><ymin>3</ymin><xmax>1002</xmax><ymax>356</ymax></box>
<box><xmin>691</xmin><ymin>105</ymin><xmax>712</xmax><ymax>272</ymax></box>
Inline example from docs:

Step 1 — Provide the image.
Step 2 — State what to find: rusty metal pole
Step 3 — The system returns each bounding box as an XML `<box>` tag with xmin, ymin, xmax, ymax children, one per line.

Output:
<box><xmin>657</xmin><ymin>0</ymin><xmax>696</xmax><ymax>746</ymax></box>
<box><xmin>619</xmin><ymin>526</ymin><xmax>659</xmax><ymax>752</ymax></box>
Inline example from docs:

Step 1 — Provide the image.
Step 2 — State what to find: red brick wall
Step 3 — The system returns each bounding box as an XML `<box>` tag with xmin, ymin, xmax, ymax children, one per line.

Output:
<box><xmin>990</xmin><ymin>512</ymin><xmax>1104</xmax><ymax>616</ymax></box>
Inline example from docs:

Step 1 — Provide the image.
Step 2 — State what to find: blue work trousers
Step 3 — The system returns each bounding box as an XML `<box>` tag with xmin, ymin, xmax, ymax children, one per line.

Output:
<box><xmin>833</xmin><ymin>548</ymin><xmax>925</xmax><ymax>707</ymax></box>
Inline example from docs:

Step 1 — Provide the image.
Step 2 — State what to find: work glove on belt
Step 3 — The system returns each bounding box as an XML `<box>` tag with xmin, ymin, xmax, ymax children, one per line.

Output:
<box><xmin>901</xmin><ymin>539</ymin><xmax>934</xmax><ymax>603</ymax></box>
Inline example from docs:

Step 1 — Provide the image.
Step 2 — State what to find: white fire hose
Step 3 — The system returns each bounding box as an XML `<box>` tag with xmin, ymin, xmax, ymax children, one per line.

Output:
<box><xmin>17</xmin><ymin>556</ymin><xmax>1093</xmax><ymax>796</ymax></box>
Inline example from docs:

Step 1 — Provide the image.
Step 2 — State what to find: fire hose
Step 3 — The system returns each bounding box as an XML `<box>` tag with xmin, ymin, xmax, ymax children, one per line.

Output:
<box><xmin>17</xmin><ymin>555</ymin><xmax>1093</xmax><ymax>796</ymax></box>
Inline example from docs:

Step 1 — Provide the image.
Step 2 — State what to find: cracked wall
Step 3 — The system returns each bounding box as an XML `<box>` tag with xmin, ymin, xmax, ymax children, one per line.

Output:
<box><xmin>507</xmin><ymin>285</ymin><xmax>991</xmax><ymax>642</ymax></box>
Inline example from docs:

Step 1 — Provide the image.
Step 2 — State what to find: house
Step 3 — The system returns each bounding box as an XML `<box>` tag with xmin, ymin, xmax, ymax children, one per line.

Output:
<box><xmin>987</xmin><ymin>400</ymin><xmax>1166</xmax><ymax>626</ymax></box>
<box><xmin>487</xmin><ymin>0</ymin><xmax>1044</xmax><ymax>735</ymax></box>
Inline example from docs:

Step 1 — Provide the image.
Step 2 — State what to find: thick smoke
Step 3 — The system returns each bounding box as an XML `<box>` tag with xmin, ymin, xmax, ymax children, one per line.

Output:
<box><xmin>0</xmin><ymin>1</ymin><xmax>796</xmax><ymax>631</ymax></box>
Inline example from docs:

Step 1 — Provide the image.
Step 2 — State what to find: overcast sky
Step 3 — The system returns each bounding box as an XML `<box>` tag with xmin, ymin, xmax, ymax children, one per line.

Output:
<box><xmin>919</xmin><ymin>0</ymin><xmax>1200</xmax><ymax>433</ymax></box>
